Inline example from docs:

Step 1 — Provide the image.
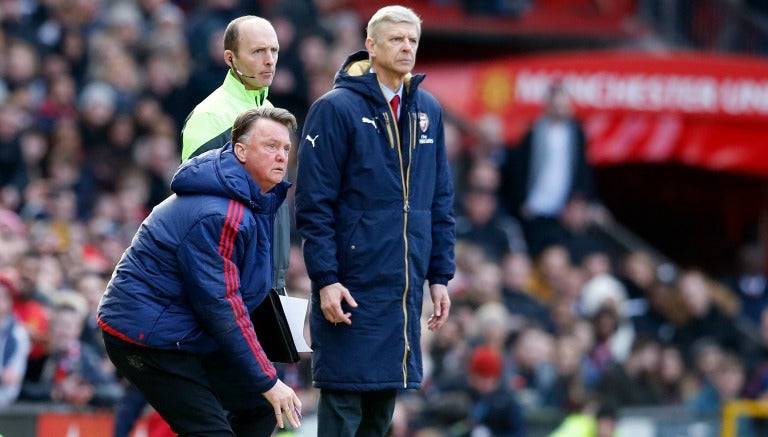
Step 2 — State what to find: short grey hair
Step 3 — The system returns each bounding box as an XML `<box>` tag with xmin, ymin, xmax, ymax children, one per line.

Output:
<box><xmin>231</xmin><ymin>107</ymin><xmax>297</xmax><ymax>145</ymax></box>
<box><xmin>366</xmin><ymin>5</ymin><xmax>422</xmax><ymax>42</ymax></box>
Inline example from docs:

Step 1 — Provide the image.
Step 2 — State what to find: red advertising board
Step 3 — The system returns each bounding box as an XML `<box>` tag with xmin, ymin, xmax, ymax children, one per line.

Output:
<box><xmin>36</xmin><ymin>412</ymin><xmax>157</xmax><ymax>437</ymax></box>
<box><xmin>419</xmin><ymin>50</ymin><xmax>768</xmax><ymax>176</ymax></box>
<box><xmin>37</xmin><ymin>412</ymin><xmax>113</xmax><ymax>437</ymax></box>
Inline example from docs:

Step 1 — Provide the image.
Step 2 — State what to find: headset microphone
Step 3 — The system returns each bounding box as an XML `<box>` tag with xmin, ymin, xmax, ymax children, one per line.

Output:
<box><xmin>231</xmin><ymin>59</ymin><xmax>259</xmax><ymax>79</ymax></box>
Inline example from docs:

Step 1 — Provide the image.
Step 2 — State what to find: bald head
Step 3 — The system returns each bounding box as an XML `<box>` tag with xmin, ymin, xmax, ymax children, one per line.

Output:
<box><xmin>223</xmin><ymin>16</ymin><xmax>279</xmax><ymax>90</ymax></box>
<box><xmin>224</xmin><ymin>16</ymin><xmax>274</xmax><ymax>53</ymax></box>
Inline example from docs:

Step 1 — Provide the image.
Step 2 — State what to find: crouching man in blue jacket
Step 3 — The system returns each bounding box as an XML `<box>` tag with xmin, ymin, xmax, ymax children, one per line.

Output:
<box><xmin>98</xmin><ymin>107</ymin><xmax>302</xmax><ymax>436</ymax></box>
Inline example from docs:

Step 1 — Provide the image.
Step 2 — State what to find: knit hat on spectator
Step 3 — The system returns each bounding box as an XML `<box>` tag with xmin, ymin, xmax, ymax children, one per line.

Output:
<box><xmin>580</xmin><ymin>273</ymin><xmax>628</xmax><ymax>318</ymax></box>
<box><xmin>469</xmin><ymin>345</ymin><xmax>503</xmax><ymax>378</ymax></box>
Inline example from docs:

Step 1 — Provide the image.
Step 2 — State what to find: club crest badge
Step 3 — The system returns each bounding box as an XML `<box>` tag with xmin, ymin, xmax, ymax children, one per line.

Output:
<box><xmin>418</xmin><ymin>112</ymin><xmax>429</xmax><ymax>132</ymax></box>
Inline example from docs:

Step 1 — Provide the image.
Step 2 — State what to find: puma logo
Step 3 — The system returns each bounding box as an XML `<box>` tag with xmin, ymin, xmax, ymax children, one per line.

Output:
<box><xmin>306</xmin><ymin>134</ymin><xmax>319</xmax><ymax>148</ymax></box>
<box><xmin>361</xmin><ymin>117</ymin><xmax>378</xmax><ymax>130</ymax></box>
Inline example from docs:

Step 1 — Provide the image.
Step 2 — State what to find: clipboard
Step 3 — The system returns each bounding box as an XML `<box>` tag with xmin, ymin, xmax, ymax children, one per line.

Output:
<box><xmin>250</xmin><ymin>288</ymin><xmax>302</xmax><ymax>363</ymax></box>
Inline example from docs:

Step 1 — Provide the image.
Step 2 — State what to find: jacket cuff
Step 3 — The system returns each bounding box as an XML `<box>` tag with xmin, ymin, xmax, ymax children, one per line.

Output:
<box><xmin>311</xmin><ymin>271</ymin><xmax>339</xmax><ymax>289</ymax></box>
<box><xmin>428</xmin><ymin>275</ymin><xmax>452</xmax><ymax>286</ymax></box>
<box><xmin>260</xmin><ymin>374</ymin><xmax>279</xmax><ymax>393</ymax></box>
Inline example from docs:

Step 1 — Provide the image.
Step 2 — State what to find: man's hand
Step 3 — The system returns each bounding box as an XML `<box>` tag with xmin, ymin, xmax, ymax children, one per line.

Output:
<box><xmin>319</xmin><ymin>282</ymin><xmax>358</xmax><ymax>325</ymax></box>
<box><xmin>427</xmin><ymin>284</ymin><xmax>450</xmax><ymax>331</ymax></box>
<box><xmin>263</xmin><ymin>379</ymin><xmax>302</xmax><ymax>429</ymax></box>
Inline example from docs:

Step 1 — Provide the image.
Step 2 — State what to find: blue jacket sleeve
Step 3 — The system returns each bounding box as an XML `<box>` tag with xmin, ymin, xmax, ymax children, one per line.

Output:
<box><xmin>177</xmin><ymin>213</ymin><xmax>278</xmax><ymax>393</ymax></box>
<box><xmin>295</xmin><ymin>98</ymin><xmax>349</xmax><ymax>288</ymax></box>
<box><xmin>428</xmin><ymin>111</ymin><xmax>456</xmax><ymax>286</ymax></box>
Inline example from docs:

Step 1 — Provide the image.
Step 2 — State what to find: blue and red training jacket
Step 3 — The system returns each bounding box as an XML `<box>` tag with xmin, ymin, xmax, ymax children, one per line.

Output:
<box><xmin>98</xmin><ymin>142</ymin><xmax>289</xmax><ymax>393</ymax></box>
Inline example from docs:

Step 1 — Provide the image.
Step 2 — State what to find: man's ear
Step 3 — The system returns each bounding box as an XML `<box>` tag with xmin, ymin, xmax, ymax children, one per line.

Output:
<box><xmin>224</xmin><ymin>50</ymin><xmax>234</xmax><ymax>67</ymax></box>
<box><xmin>364</xmin><ymin>37</ymin><xmax>375</xmax><ymax>56</ymax></box>
<box><xmin>234</xmin><ymin>142</ymin><xmax>247</xmax><ymax>163</ymax></box>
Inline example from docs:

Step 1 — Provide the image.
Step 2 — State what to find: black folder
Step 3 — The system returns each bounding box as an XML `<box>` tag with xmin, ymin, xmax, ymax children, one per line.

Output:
<box><xmin>250</xmin><ymin>288</ymin><xmax>300</xmax><ymax>363</ymax></box>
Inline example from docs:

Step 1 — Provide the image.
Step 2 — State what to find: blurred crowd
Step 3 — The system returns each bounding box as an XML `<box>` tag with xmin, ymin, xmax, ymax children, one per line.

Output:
<box><xmin>0</xmin><ymin>0</ymin><xmax>767</xmax><ymax>436</ymax></box>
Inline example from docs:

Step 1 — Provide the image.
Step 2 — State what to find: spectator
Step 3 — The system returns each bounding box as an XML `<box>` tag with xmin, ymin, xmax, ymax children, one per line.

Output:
<box><xmin>73</xmin><ymin>273</ymin><xmax>109</xmax><ymax>364</ymax></box>
<box><xmin>580</xmin><ymin>250</ymin><xmax>614</xmax><ymax>281</ymax></box>
<box><xmin>498</xmin><ymin>81</ymin><xmax>598</xmax><ymax>258</ymax></box>
<box><xmin>593</xmin><ymin>336</ymin><xmax>662</xmax><ymax>408</ymax></box>
<box><xmin>12</xmin><ymin>253</ymin><xmax>51</xmax><ymax>377</ymax></box>
<box><xmin>631</xmin><ymin>280</ymin><xmax>676</xmax><ymax>344</ymax></box>
<box><xmin>687</xmin><ymin>353</ymin><xmax>748</xmax><ymax>420</ymax></box>
<box><xmin>424</xmin><ymin>317</ymin><xmax>470</xmax><ymax>394</ymax></box>
<box><xmin>723</xmin><ymin>242</ymin><xmax>768</xmax><ymax>328</ymax></box>
<box><xmin>559</xmin><ymin>194</ymin><xmax>610</xmax><ymax>267</ymax></box>
<box><xmin>500</xmin><ymin>252</ymin><xmax>554</xmax><ymax>332</ymax></box>
<box><xmin>20</xmin><ymin>300</ymin><xmax>123</xmax><ymax>408</ymax></box>
<box><xmin>461</xmin><ymin>261</ymin><xmax>504</xmax><ymax>309</ymax></box>
<box><xmin>11</xmin><ymin>128</ymin><xmax>50</xmax><ymax>198</ymax></box>
<box><xmin>528</xmin><ymin>244</ymin><xmax>572</xmax><ymax>306</ymax></box>
<box><xmin>472</xmin><ymin>112</ymin><xmax>511</xmax><ymax>165</ymax></box>
<box><xmin>439</xmin><ymin>117</ymin><xmax>466</xmax><ymax>191</ymax></box>
<box><xmin>689</xmin><ymin>338</ymin><xmax>726</xmax><ymax>390</ymax></box>
<box><xmin>657</xmin><ymin>344</ymin><xmax>698</xmax><ymax>404</ymax></box>
<box><xmin>619</xmin><ymin>249</ymin><xmax>660</xmax><ymax>300</ymax></box>
<box><xmin>671</xmin><ymin>270</ymin><xmax>745</xmax><ymax>364</ymax></box>
<box><xmin>0</xmin><ymin>208</ymin><xmax>28</xmax><ymax>265</ymax></box>
<box><xmin>543</xmin><ymin>334</ymin><xmax>593</xmax><ymax>411</ymax></box>
<box><xmin>0</xmin><ymin>104</ymin><xmax>26</xmax><ymax>190</ymax></box>
<box><xmin>36</xmin><ymin>75</ymin><xmax>78</xmax><ymax>132</ymax></box>
<box><xmin>455</xmin><ymin>158</ymin><xmax>526</xmax><ymax>262</ymax></box>
<box><xmin>580</xmin><ymin>274</ymin><xmax>636</xmax><ymax>372</ymax></box>
<box><xmin>470</xmin><ymin>301</ymin><xmax>511</xmax><ymax>352</ymax></box>
<box><xmin>76</xmin><ymin>82</ymin><xmax>118</xmax><ymax>155</ymax></box>
<box><xmin>0</xmin><ymin>276</ymin><xmax>31</xmax><ymax>407</ymax></box>
<box><xmin>506</xmin><ymin>325</ymin><xmax>557</xmax><ymax>411</ymax></box>
<box><xmin>464</xmin><ymin>345</ymin><xmax>527</xmax><ymax>436</ymax></box>
<box><xmin>133</xmin><ymin>133</ymin><xmax>178</xmax><ymax>209</ymax></box>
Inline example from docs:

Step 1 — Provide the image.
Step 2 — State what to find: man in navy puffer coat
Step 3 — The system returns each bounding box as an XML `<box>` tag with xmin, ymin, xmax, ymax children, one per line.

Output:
<box><xmin>295</xmin><ymin>5</ymin><xmax>456</xmax><ymax>436</ymax></box>
<box><xmin>98</xmin><ymin>107</ymin><xmax>303</xmax><ymax>436</ymax></box>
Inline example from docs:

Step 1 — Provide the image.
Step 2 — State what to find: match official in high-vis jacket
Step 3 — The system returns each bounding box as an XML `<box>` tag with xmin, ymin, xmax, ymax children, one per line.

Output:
<box><xmin>181</xmin><ymin>15</ymin><xmax>291</xmax><ymax>298</ymax></box>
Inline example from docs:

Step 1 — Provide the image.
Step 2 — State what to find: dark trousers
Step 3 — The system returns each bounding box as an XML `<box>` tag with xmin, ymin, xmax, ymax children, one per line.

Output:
<box><xmin>317</xmin><ymin>389</ymin><xmax>397</xmax><ymax>437</ymax></box>
<box><xmin>104</xmin><ymin>334</ymin><xmax>276</xmax><ymax>437</ymax></box>
<box><xmin>113</xmin><ymin>383</ymin><xmax>147</xmax><ymax>437</ymax></box>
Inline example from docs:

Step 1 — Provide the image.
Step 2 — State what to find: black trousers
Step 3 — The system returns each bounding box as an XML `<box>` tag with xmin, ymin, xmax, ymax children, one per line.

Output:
<box><xmin>317</xmin><ymin>388</ymin><xmax>397</xmax><ymax>437</ymax></box>
<box><xmin>104</xmin><ymin>334</ymin><xmax>276</xmax><ymax>437</ymax></box>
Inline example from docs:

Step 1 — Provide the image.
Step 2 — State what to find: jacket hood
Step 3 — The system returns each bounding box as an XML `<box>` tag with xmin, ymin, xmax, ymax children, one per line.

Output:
<box><xmin>333</xmin><ymin>50</ymin><xmax>425</xmax><ymax>103</ymax></box>
<box><xmin>171</xmin><ymin>142</ymin><xmax>290</xmax><ymax>214</ymax></box>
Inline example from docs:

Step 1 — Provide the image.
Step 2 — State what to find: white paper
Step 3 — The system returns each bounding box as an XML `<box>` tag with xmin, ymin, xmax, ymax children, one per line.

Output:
<box><xmin>278</xmin><ymin>295</ymin><xmax>312</xmax><ymax>353</ymax></box>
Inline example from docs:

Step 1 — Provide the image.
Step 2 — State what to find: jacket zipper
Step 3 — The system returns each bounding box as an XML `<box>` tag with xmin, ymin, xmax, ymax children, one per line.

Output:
<box><xmin>383</xmin><ymin>102</ymin><xmax>412</xmax><ymax>388</ymax></box>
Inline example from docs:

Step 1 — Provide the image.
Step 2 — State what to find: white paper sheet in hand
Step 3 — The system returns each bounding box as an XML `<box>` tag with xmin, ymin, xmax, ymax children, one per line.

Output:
<box><xmin>278</xmin><ymin>295</ymin><xmax>312</xmax><ymax>352</ymax></box>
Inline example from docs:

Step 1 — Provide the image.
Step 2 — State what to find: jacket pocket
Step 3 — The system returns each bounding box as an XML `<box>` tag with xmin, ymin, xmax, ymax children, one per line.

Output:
<box><xmin>341</xmin><ymin>210</ymin><xmax>403</xmax><ymax>288</ymax></box>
